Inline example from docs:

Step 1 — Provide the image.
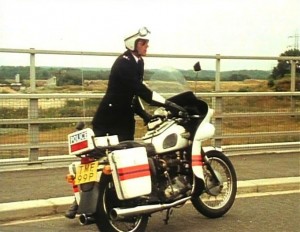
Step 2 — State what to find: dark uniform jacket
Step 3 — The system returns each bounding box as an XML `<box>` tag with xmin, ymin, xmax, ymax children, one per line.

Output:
<box><xmin>92</xmin><ymin>50</ymin><xmax>153</xmax><ymax>141</ymax></box>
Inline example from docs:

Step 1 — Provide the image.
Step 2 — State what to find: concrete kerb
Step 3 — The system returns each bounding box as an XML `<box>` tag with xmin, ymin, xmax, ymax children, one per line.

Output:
<box><xmin>237</xmin><ymin>177</ymin><xmax>300</xmax><ymax>194</ymax></box>
<box><xmin>0</xmin><ymin>196</ymin><xmax>73</xmax><ymax>222</ymax></box>
<box><xmin>0</xmin><ymin>177</ymin><xmax>299</xmax><ymax>222</ymax></box>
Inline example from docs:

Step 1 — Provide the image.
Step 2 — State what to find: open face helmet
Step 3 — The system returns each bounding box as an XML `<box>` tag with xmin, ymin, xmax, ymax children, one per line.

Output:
<box><xmin>124</xmin><ymin>27</ymin><xmax>151</xmax><ymax>51</ymax></box>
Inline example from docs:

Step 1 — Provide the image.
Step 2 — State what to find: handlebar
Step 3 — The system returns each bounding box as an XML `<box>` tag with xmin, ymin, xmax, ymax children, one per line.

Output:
<box><xmin>164</xmin><ymin>100</ymin><xmax>189</xmax><ymax>118</ymax></box>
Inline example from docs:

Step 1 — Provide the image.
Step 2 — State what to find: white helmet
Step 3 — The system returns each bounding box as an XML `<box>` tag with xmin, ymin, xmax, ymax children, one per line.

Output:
<box><xmin>124</xmin><ymin>27</ymin><xmax>151</xmax><ymax>51</ymax></box>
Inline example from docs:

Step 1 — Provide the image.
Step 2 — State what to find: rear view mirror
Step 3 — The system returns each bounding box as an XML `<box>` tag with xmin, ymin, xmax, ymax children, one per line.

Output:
<box><xmin>193</xmin><ymin>62</ymin><xmax>201</xmax><ymax>72</ymax></box>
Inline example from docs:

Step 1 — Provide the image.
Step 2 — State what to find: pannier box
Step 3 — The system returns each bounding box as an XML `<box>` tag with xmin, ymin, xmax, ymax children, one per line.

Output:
<box><xmin>108</xmin><ymin>147</ymin><xmax>152</xmax><ymax>200</ymax></box>
<box><xmin>68</xmin><ymin>128</ymin><xmax>95</xmax><ymax>155</ymax></box>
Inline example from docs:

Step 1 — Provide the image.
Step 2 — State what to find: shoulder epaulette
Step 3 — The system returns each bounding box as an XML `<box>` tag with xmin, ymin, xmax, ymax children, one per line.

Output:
<box><xmin>122</xmin><ymin>55</ymin><xmax>130</xmax><ymax>60</ymax></box>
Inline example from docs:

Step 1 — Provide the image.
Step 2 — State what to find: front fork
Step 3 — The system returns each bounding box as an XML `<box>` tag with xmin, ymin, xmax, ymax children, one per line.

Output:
<box><xmin>191</xmin><ymin>147</ymin><xmax>221</xmax><ymax>196</ymax></box>
<box><xmin>202</xmin><ymin>153</ymin><xmax>221</xmax><ymax>186</ymax></box>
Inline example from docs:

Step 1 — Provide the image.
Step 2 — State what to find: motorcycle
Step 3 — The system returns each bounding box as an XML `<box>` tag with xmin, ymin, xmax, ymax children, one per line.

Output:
<box><xmin>65</xmin><ymin>63</ymin><xmax>237</xmax><ymax>231</ymax></box>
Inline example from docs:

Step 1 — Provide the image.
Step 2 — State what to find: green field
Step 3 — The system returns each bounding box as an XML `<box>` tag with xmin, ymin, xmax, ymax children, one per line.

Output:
<box><xmin>0</xmin><ymin>79</ymin><xmax>299</xmax><ymax>158</ymax></box>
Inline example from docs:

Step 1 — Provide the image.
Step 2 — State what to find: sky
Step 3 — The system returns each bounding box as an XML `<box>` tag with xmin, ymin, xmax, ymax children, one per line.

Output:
<box><xmin>0</xmin><ymin>0</ymin><xmax>299</xmax><ymax>71</ymax></box>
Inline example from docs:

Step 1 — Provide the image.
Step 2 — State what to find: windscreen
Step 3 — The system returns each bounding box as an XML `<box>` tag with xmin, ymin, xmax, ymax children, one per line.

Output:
<box><xmin>146</xmin><ymin>67</ymin><xmax>190</xmax><ymax>96</ymax></box>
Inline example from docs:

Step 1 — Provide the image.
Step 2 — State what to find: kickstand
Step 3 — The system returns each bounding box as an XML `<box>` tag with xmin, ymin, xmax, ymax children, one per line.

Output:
<box><xmin>163</xmin><ymin>208</ymin><xmax>173</xmax><ymax>225</ymax></box>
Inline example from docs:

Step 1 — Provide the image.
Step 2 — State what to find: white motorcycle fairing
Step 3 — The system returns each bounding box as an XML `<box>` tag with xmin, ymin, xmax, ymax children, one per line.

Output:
<box><xmin>191</xmin><ymin>109</ymin><xmax>215</xmax><ymax>180</ymax></box>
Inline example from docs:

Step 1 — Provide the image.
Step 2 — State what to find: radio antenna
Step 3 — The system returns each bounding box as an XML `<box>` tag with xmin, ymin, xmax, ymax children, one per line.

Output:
<box><xmin>288</xmin><ymin>32</ymin><xmax>299</xmax><ymax>50</ymax></box>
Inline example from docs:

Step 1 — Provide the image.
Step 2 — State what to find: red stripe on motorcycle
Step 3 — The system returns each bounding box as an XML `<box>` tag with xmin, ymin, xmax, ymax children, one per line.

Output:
<box><xmin>118</xmin><ymin>164</ymin><xmax>150</xmax><ymax>181</ymax></box>
<box><xmin>72</xmin><ymin>184</ymin><xmax>79</xmax><ymax>193</ymax></box>
<box><xmin>118</xmin><ymin>164</ymin><xmax>149</xmax><ymax>174</ymax></box>
<box><xmin>119</xmin><ymin>170</ymin><xmax>151</xmax><ymax>181</ymax></box>
<box><xmin>192</xmin><ymin>155</ymin><xmax>203</xmax><ymax>166</ymax></box>
<box><xmin>71</xmin><ymin>140</ymin><xmax>88</xmax><ymax>152</ymax></box>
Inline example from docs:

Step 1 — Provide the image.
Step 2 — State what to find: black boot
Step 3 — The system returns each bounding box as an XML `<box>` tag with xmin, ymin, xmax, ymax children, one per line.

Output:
<box><xmin>65</xmin><ymin>200</ymin><xmax>78</xmax><ymax>219</ymax></box>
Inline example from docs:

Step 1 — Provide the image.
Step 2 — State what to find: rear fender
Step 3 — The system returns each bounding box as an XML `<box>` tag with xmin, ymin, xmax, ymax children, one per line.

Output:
<box><xmin>68</xmin><ymin>157</ymin><xmax>107</xmax><ymax>206</ymax></box>
<box><xmin>77</xmin><ymin>182</ymin><xmax>100</xmax><ymax>214</ymax></box>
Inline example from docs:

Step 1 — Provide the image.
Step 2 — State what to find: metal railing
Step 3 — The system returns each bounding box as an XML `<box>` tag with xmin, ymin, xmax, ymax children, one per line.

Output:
<box><xmin>0</xmin><ymin>48</ymin><xmax>299</xmax><ymax>165</ymax></box>
<box><xmin>1</xmin><ymin>48</ymin><xmax>299</xmax><ymax>92</ymax></box>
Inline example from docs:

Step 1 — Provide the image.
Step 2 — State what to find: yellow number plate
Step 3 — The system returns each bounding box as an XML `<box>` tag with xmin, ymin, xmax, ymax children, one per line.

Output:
<box><xmin>75</xmin><ymin>161</ymin><xmax>99</xmax><ymax>185</ymax></box>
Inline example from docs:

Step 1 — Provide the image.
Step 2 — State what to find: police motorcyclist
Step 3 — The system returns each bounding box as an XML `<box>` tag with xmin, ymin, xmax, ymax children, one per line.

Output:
<box><xmin>65</xmin><ymin>27</ymin><xmax>183</xmax><ymax>219</ymax></box>
<box><xmin>92</xmin><ymin>26</ymin><xmax>155</xmax><ymax>141</ymax></box>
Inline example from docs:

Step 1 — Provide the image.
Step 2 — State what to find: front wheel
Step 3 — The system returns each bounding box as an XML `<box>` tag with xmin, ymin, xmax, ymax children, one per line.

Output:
<box><xmin>191</xmin><ymin>150</ymin><xmax>237</xmax><ymax>218</ymax></box>
<box><xmin>95</xmin><ymin>175</ymin><xmax>149</xmax><ymax>232</ymax></box>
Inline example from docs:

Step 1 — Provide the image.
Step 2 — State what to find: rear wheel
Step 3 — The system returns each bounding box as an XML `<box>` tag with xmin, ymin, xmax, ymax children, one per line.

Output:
<box><xmin>95</xmin><ymin>175</ymin><xmax>149</xmax><ymax>232</ymax></box>
<box><xmin>191</xmin><ymin>150</ymin><xmax>237</xmax><ymax>218</ymax></box>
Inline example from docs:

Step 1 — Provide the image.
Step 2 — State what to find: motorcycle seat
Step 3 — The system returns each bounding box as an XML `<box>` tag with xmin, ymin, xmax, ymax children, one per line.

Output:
<box><xmin>91</xmin><ymin>140</ymin><xmax>156</xmax><ymax>157</ymax></box>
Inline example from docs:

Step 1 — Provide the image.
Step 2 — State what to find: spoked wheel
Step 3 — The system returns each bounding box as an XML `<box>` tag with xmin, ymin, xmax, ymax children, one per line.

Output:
<box><xmin>95</xmin><ymin>175</ymin><xmax>149</xmax><ymax>232</ymax></box>
<box><xmin>191</xmin><ymin>150</ymin><xmax>237</xmax><ymax>218</ymax></box>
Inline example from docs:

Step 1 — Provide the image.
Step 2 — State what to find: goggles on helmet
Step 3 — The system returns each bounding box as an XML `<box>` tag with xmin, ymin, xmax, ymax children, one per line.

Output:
<box><xmin>124</xmin><ymin>27</ymin><xmax>151</xmax><ymax>51</ymax></box>
<box><xmin>138</xmin><ymin>27</ymin><xmax>151</xmax><ymax>37</ymax></box>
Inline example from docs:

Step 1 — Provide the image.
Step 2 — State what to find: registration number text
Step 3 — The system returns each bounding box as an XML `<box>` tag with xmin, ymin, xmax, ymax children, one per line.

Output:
<box><xmin>75</xmin><ymin>161</ymin><xmax>99</xmax><ymax>185</ymax></box>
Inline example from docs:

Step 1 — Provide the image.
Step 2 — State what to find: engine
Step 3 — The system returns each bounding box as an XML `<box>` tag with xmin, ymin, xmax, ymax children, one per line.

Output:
<box><xmin>149</xmin><ymin>151</ymin><xmax>192</xmax><ymax>201</ymax></box>
<box><xmin>142</xmin><ymin>108</ymin><xmax>193</xmax><ymax>201</ymax></box>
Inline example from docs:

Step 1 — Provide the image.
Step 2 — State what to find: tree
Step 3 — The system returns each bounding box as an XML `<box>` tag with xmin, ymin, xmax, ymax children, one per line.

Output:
<box><xmin>270</xmin><ymin>49</ymin><xmax>300</xmax><ymax>80</ymax></box>
<box><xmin>228</xmin><ymin>73</ymin><xmax>250</xmax><ymax>81</ymax></box>
<box><xmin>56</xmin><ymin>69</ymin><xmax>82</xmax><ymax>86</ymax></box>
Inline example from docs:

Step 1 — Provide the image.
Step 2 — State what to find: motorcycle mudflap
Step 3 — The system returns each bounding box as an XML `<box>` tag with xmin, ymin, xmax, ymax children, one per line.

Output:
<box><xmin>77</xmin><ymin>182</ymin><xmax>100</xmax><ymax>214</ymax></box>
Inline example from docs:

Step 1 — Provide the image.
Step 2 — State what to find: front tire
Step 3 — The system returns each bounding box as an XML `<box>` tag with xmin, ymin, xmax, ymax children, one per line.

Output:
<box><xmin>95</xmin><ymin>175</ymin><xmax>149</xmax><ymax>232</ymax></box>
<box><xmin>191</xmin><ymin>150</ymin><xmax>237</xmax><ymax>218</ymax></box>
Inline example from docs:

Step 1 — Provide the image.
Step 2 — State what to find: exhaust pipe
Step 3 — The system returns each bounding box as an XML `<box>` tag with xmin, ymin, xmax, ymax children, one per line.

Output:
<box><xmin>110</xmin><ymin>196</ymin><xmax>190</xmax><ymax>220</ymax></box>
<box><xmin>78</xmin><ymin>214</ymin><xmax>95</xmax><ymax>225</ymax></box>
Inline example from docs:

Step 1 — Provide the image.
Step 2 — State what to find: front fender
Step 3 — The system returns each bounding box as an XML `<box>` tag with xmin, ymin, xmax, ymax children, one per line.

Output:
<box><xmin>191</xmin><ymin>122</ymin><xmax>215</xmax><ymax>180</ymax></box>
<box><xmin>202</xmin><ymin>146</ymin><xmax>222</xmax><ymax>153</ymax></box>
<box><xmin>191</xmin><ymin>146</ymin><xmax>221</xmax><ymax>181</ymax></box>
<box><xmin>191</xmin><ymin>147</ymin><xmax>225</xmax><ymax>196</ymax></box>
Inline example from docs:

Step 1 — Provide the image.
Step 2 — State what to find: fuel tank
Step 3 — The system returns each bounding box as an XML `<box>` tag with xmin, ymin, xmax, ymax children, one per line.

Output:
<box><xmin>142</xmin><ymin>120</ymin><xmax>189</xmax><ymax>153</ymax></box>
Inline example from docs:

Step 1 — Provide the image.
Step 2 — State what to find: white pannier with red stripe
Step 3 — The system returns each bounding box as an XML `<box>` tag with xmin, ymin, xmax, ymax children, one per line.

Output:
<box><xmin>108</xmin><ymin>147</ymin><xmax>152</xmax><ymax>200</ymax></box>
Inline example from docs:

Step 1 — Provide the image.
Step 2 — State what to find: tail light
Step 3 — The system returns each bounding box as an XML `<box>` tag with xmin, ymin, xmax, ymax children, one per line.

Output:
<box><xmin>66</xmin><ymin>174</ymin><xmax>75</xmax><ymax>183</ymax></box>
<box><xmin>81</xmin><ymin>156</ymin><xmax>95</xmax><ymax>164</ymax></box>
<box><xmin>103</xmin><ymin>165</ymin><xmax>112</xmax><ymax>175</ymax></box>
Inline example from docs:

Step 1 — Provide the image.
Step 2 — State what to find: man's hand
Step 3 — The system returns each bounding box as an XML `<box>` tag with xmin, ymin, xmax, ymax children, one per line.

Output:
<box><xmin>165</xmin><ymin>100</ymin><xmax>185</xmax><ymax>111</ymax></box>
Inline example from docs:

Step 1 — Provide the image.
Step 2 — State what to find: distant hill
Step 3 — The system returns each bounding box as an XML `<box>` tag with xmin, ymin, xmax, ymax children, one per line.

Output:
<box><xmin>0</xmin><ymin>65</ymin><xmax>271</xmax><ymax>83</ymax></box>
<box><xmin>181</xmin><ymin>69</ymin><xmax>271</xmax><ymax>81</ymax></box>
<box><xmin>222</xmin><ymin>70</ymin><xmax>271</xmax><ymax>79</ymax></box>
